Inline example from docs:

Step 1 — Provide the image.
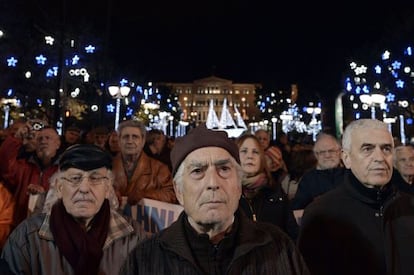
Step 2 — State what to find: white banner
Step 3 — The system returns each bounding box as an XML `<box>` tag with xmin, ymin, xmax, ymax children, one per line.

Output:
<box><xmin>123</xmin><ymin>198</ymin><xmax>184</xmax><ymax>236</ymax></box>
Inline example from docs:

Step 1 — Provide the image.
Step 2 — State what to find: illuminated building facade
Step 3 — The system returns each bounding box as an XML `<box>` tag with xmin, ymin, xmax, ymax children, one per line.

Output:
<box><xmin>159</xmin><ymin>76</ymin><xmax>261</xmax><ymax>126</ymax></box>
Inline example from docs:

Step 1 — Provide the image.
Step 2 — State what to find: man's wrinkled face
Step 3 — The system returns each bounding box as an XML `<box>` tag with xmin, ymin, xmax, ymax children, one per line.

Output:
<box><xmin>175</xmin><ymin>147</ymin><xmax>241</xmax><ymax>231</ymax></box>
<box><xmin>36</xmin><ymin>128</ymin><xmax>61</xmax><ymax>159</ymax></box>
<box><xmin>57</xmin><ymin>167</ymin><xmax>110</xmax><ymax>224</ymax></box>
<box><xmin>395</xmin><ymin>146</ymin><xmax>414</xmax><ymax>179</ymax></box>
<box><xmin>342</xmin><ymin>128</ymin><xmax>394</xmax><ymax>188</ymax></box>
<box><xmin>314</xmin><ymin>137</ymin><xmax>341</xmax><ymax>169</ymax></box>
<box><xmin>119</xmin><ymin>127</ymin><xmax>145</xmax><ymax>157</ymax></box>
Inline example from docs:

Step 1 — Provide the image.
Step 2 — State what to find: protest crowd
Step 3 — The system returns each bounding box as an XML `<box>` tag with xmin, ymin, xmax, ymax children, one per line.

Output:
<box><xmin>1</xmin><ymin>117</ymin><xmax>414</xmax><ymax>275</ymax></box>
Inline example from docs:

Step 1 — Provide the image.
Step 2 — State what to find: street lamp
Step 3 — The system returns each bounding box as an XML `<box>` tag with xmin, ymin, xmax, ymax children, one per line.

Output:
<box><xmin>108</xmin><ymin>85</ymin><xmax>131</xmax><ymax>130</ymax></box>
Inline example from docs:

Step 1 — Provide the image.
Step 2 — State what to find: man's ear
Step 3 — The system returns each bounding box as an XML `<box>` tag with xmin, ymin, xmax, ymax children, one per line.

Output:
<box><xmin>104</xmin><ymin>184</ymin><xmax>111</xmax><ymax>199</ymax></box>
<box><xmin>173</xmin><ymin>182</ymin><xmax>184</xmax><ymax>206</ymax></box>
<box><xmin>55</xmin><ymin>179</ymin><xmax>63</xmax><ymax>199</ymax></box>
<box><xmin>342</xmin><ymin>150</ymin><xmax>351</xmax><ymax>169</ymax></box>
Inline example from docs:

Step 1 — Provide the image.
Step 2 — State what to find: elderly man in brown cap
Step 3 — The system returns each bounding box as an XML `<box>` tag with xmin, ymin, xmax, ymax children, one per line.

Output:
<box><xmin>112</xmin><ymin>119</ymin><xmax>176</xmax><ymax>205</ymax></box>
<box><xmin>120</xmin><ymin>124</ymin><xmax>310</xmax><ymax>275</ymax></box>
<box><xmin>2</xmin><ymin>144</ymin><xmax>145</xmax><ymax>275</ymax></box>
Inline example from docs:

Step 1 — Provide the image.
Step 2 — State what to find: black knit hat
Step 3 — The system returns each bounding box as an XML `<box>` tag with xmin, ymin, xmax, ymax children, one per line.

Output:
<box><xmin>59</xmin><ymin>144</ymin><xmax>112</xmax><ymax>171</ymax></box>
<box><xmin>170</xmin><ymin>124</ymin><xmax>240</xmax><ymax>176</ymax></box>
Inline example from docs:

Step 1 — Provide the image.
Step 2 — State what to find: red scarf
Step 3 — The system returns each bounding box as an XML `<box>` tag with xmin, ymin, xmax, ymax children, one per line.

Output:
<box><xmin>50</xmin><ymin>199</ymin><xmax>110</xmax><ymax>275</ymax></box>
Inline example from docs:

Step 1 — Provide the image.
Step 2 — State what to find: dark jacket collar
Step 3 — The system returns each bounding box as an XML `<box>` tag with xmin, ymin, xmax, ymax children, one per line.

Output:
<box><xmin>158</xmin><ymin>210</ymin><xmax>276</xmax><ymax>267</ymax></box>
<box><xmin>344</xmin><ymin>169</ymin><xmax>395</xmax><ymax>208</ymax></box>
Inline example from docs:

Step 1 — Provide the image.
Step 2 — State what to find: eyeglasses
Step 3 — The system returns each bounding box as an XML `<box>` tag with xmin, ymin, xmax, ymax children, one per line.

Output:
<box><xmin>315</xmin><ymin>149</ymin><xmax>340</xmax><ymax>156</ymax></box>
<box><xmin>61</xmin><ymin>174</ymin><xmax>109</xmax><ymax>187</ymax></box>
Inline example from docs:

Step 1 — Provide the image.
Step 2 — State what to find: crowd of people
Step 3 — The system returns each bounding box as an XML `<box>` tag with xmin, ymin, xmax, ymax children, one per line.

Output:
<box><xmin>0</xmin><ymin>117</ymin><xmax>414</xmax><ymax>274</ymax></box>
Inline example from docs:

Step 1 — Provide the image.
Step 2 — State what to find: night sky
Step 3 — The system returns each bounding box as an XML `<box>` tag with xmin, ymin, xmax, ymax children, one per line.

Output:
<box><xmin>5</xmin><ymin>1</ymin><xmax>414</xmax><ymax>105</ymax></box>
<box><xmin>106</xmin><ymin>1</ymin><xmax>413</xmax><ymax>99</ymax></box>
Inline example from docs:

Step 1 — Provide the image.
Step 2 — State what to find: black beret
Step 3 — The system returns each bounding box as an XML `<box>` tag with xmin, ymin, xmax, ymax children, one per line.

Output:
<box><xmin>59</xmin><ymin>144</ymin><xmax>112</xmax><ymax>171</ymax></box>
<box><xmin>170</xmin><ymin>124</ymin><xmax>240</xmax><ymax>176</ymax></box>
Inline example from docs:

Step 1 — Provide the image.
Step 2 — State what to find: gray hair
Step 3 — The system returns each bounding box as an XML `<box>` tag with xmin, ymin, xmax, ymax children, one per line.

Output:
<box><xmin>342</xmin><ymin>119</ymin><xmax>390</xmax><ymax>152</ymax></box>
<box><xmin>42</xmin><ymin>170</ymin><xmax>119</xmax><ymax>213</ymax></box>
<box><xmin>117</xmin><ymin>119</ymin><xmax>147</xmax><ymax>139</ymax></box>
<box><xmin>173</xmin><ymin>155</ymin><xmax>245</xmax><ymax>193</ymax></box>
<box><xmin>314</xmin><ymin>133</ymin><xmax>341</xmax><ymax>153</ymax></box>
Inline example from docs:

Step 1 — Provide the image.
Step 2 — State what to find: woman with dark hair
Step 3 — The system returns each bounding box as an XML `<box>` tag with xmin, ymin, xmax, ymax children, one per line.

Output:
<box><xmin>236</xmin><ymin>134</ymin><xmax>299</xmax><ymax>240</ymax></box>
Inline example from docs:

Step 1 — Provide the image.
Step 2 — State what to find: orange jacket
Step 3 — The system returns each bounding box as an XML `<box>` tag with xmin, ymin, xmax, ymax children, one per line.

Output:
<box><xmin>112</xmin><ymin>151</ymin><xmax>177</xmax><ymax>205</ymax></box>
<box><xmin>0</xmin><ymin>183</ymin><xmax>14</xmax><ymax>250</ymax></box>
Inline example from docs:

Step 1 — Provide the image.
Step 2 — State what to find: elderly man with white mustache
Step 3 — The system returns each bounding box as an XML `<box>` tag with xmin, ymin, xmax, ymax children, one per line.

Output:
<box><xmin>298</xmin><ymin>119</ymin><xmax>414</xmax><ymax>275</ymax></box>
<box><xmin>120</xmin><ymin>124</ymin><xmax>310</xmax><ymax>275</ymax></box>
<box><xmin>1</xmin><ymin>144</ymin><xmax>144</xmax><ymax>275</ymax></box>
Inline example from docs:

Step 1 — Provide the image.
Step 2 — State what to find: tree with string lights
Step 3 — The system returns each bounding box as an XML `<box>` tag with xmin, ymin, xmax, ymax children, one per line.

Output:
<box><xmin>343</xmin><ymin>45</ymin><xmax>414</xmax><ymax>141</ymax></box>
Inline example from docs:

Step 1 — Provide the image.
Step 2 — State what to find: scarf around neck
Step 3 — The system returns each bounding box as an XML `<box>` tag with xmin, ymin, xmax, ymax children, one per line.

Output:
<box><xmin>242</xmin><ymin>172</ymin><xmax>268</xmax><ymax>199</ymax></box>
<box><xmin>50</xmin><ymin>199</ymin><xmax>110</xmax><ymax>275</ymax></box>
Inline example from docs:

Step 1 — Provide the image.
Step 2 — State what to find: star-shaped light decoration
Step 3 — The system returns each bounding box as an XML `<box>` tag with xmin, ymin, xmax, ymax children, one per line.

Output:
<box><xmin>6</xmin><ymin>57</ymin><xmax>18</xmax><ymax>67</ymax></box>
<box><xmin>120</xmin><ymin>78</ymin><xmax>128</xmax><ymax>86</ymax></box>
<box><xmin>391</xmin><ymin>61</ymin><xmax>402</xmax><ymax>70</ymax></box>
<box><xmin>382</xmin><ymin>50</ymin><xmax>391</xmax><ymax>60</ymax></box>
<box><xmin>46</xmin><ymin>66</ymin><xmax>58</xmax><ymax>77</ymax></box>
<box><xmin>126</xmin><ymin>107</ymin><xmax>134</xmax><ymax>116</ymax></box>
<box><xmin>386</xmin><ymin>93</ymin><xmax>395</xmax><ymax>102</ymax></box>
<box><xmin>354</xmin><ymin>65</ymin><xmax>367</xmax><ymax>75</ymax></box>
<box><xmin>85</xmin><ymin>45</ymin><xmax>95</xmax><ymax>53</ymax></box>
<box><xmin>71</xmin><ymin>55</ymin><xmax>80</xmax><ymax>65</ymax></box>
<box><xmin>35</xmin><ymin>54</ymin><xmax>47</xmax><ymax>65</ymax></box>
<box><xmin>107</xmin><ymin>104</ymin><xmax>115</xmax><ymax>113</ymax></box>
<box><xmin>45</xmin><ymin>36</ymin><xmax>54</xmax><ymax>45</ymax></box>
<box><xmin>396</xmin><ymin>79</ymin><xmax>404</xmax><ymax>88</ymax></box>
<box><xmin>374</xmin><ymin>65</ymin><xmax>382</xmax><ymax>74</ymax></box>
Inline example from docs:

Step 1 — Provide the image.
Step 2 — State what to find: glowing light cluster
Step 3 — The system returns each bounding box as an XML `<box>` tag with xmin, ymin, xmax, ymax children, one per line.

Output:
<box><xmin>344</xmin><ymin>46</ymin><xmax>414</xmax><ymax>126</ymax></box>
